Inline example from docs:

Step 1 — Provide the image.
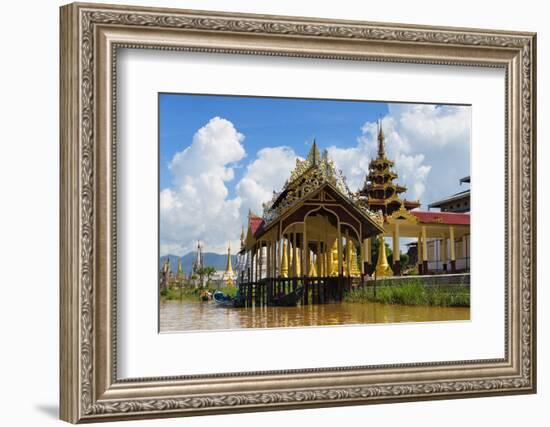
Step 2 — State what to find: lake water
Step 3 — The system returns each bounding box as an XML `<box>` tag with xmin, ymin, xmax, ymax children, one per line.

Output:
<box><xmin>160</xmin><ymin>300</ymin><xmax>470</xmax><ymax>332</ymax></box>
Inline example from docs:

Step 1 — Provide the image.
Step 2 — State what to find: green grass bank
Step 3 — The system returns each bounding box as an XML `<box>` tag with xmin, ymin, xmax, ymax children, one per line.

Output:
<box><xmin>345</xmin><ymin>279</ymin><xmax>470</xmax><ymax>307</ymax></box>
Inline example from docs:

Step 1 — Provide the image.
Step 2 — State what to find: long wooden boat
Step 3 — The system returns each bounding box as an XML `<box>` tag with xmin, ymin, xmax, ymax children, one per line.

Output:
<box><xmin>269</xmin><ymin>286</ymin><xmax>304</xmax><ymax>307</ymax></box>
<box><xmin>213</xmin><ymin>290</ymin><xmax>244</xmax><ymax>308</ymax></box>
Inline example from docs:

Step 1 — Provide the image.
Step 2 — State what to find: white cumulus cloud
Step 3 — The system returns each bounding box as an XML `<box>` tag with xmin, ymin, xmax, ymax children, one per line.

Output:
<box><xmin>236</xmin><ymin>146</ymin><xmax>299</xmax><ymax>218</ymax></box>
<box><xmin>160</xmin><ymin>117</ymin><xmax>246</xmax><ymax>255</ymax></box>
<box><xmin>160</xmin><ymin>117</ymin><xmax>300</xmax><ymax>256</ymax></box>
<box><xmin>328</xmin><ymin>104</ymin><xmax>470</xmax><ymax>206</ymax></box>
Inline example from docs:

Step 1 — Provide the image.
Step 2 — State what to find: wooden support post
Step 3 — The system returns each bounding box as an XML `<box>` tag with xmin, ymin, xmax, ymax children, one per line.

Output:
<box><xmin>259</xmin><ymin>242</ymin><xmax>264</xmax><ymax>280</ymax></box>
<box><xmin>256</xmin><ymin>244</ymin><xmax>260</xmax><ymax>282</ymax></box>
<box><xmin>441</xmin><ymin>236</ymin><xmax>448</xmax><ymax>272</ymax></box>
<box><xmin>277</xmin><ymin>237</ymin><xmax>281</xmax><ymax>278</ymax></box>
<box><xmin>276</xmin><ymin>240</ymin><xmax>280</xmax><ymax>284</ymax></box>
<box><xmin>450</xmin><ymin>226</ymin><xmax>456</xmax><ymax>273</ymax></box>
<box><xmin>360</xmin><ymin>237</ymin><xmax>365</xmax><ymax>276</ymax></box>
<box><xmin>345</xmin><ymin>230</ymin><xmax>351</xmax><ymax>278</ymax></box>
<box><xmin>303</xmin><ymin>225</ymin><xmax>308</xmax><ymax>278</ymax></box>
<box><xmin>289</xmin><ymin>233</ymin><xmax>298</xmax><ymax>277</ymax></box>
<box><xmin>466</xmin><ymin>234</ymin><xmax>470</xmax><ymax>269</ymax></box>
<box><xmin>417</xmin><ymin>233</ymin><xmax>423</xmax><ymax>274</ymax></box>
<box><xmin>364</xmin><ymin>238</ymin><xmax>371</xmax><ymax>275</ymax></box>
<box><xmin>252</xmin><ymin>246</ymin><xmax>256</xmax><ymax>282</ymax></box>
<box><xmin>421</xmin><ymin>225</ymin><xmax>428</xmax><ymax>274</ymax></box>
<box><xmin>266</xmin><ymin>241</ymin><xmax>271</xmax><ymax>280</ymax></box>
<box><xmin>392</xmin><ymin>224</ymin><xmax>401</xmax><ymax>275</ymax></box>
<box><xmin>285</xmin><ymin>235</ymin><xmax>291</xmax><ymax>282</ymax></box>
<box><xmin>271</xmin><ymin>240</ymin><xmax>275</xmax><ymax>279</ymax></box>
<box><xmin>337</xmin><ymin>227</ymin><xmax>343</xmax><ymax>277</ymax></box>
<box><xmin>250</xmin><ymin>244</ymin><xmax>258</xmax><ymax>282</ymax></box>
<box><xmin>462</xmin><ymin>235</ymin><xmax>468</xmax><ymax>269</ymax></box>
<box><xmin>319</xmin><ymin>247</ymin><xmax>323</xmax><ymax>279</ymax></box>
<box><xmin>304</xmin><ymin>277</ymin><xmax>309</xmax><ymax>305</ymax></box>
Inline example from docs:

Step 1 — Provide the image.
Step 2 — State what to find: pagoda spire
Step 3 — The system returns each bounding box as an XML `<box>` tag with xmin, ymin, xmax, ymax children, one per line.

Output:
<box><xmin>240</xmin><ymin>225</ymin><xmax>245</xmax><ymax>249</ymax></box>
<box><xmin>176</xmin><ymin>257</ymin><xmax>185</xmax><ymax>283</ymax></box>
<box><xmin>225</xmin><ymin>242</ymin><xmax>233</xmax><ymax>275</ymax></box>
<box><xmin>222</xmin><ymin>242</ymin><xmax>235</xmax><ymax>286</ymax></box>
<box><xmin>377</xmin><ymin>119</ymin><xmax>385</xmax><ymax>158</ymax></box>
<box><xmin>196</xmin><ymin>241</ymin><xmax>203</xmax><ymax>268</ymax></box>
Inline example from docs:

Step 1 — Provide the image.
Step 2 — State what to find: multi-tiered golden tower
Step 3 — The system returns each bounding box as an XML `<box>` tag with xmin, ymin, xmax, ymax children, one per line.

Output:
<box><xmin>356</xmin><ymin>120</ymin><xmax>420</xmax><ymax>216</ymax></box>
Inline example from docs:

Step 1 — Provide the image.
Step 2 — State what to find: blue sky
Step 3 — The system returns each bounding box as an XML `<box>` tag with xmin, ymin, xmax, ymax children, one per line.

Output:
<box><xmin>159</xmin><ymin>93</ymin><xmax>470</xmax><ymax>256</ymax></box>
<box><xmin>159</xmin><ymin>94</ymin><xmax>388</xmax><ymax>195</ymax></box>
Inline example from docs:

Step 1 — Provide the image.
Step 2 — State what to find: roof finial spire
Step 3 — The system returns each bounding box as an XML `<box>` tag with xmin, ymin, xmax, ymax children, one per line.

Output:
<box><xmin>307</xmin><ymin>137</ymin><xmax>320</xmax><ymax>165</ymax></box>
<box><xmin>377</xmin><ymin>118</ymin><xmax>385</xmax><ymax>158</ymax></box>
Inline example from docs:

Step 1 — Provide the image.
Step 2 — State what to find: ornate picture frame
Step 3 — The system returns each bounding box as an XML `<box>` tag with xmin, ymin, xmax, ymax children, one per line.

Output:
<box><xmin>60</xmin><ymin>2</ymin><xmax>536</xmax><ymax>423</ymax></box>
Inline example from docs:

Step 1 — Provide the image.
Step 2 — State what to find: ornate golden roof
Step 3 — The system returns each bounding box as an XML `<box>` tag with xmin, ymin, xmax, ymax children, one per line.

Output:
<box><xmin>262</xmin><ymin>141</ymin><xmax>383</xmax><ymax>227</ymax></box>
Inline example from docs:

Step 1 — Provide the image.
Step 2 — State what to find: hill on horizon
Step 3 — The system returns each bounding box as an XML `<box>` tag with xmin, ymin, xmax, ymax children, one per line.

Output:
<box><xmin>160</xmin><ymin>252</ymin><xmax>237</xmax><ymax>275</ymax></box>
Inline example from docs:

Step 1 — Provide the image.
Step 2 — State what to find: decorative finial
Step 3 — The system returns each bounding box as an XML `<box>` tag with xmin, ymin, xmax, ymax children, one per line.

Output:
<box><xmin>377</xmin><ymin>118</ymin><xmax>385</xmax><ymax>158</ymax></box>
<box><xmin>307</xmin><ymin>138</ymin><xmax>321</xmax><ymax>165</ymax></box>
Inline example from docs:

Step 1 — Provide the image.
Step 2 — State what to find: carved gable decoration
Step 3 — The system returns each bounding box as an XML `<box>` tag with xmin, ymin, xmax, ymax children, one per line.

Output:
<box><xmin>255</xmin><ymin>141</ymin><xmax>384</xmax><ymax>236</ymax></box>
<box><xmin>262</xmin><ymin>142</ymin><xmax>355</xmax><ymax>224</ymax></box>
<box><xmin>387</xmin><ymin>204</ymin><xmax>419</xmax><ymax>224</ymax></box>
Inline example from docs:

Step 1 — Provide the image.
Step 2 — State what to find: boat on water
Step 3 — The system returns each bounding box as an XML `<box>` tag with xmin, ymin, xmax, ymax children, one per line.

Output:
<box><xmin>213</xmin><ymin>290</ymin><xmax>244</xmax><ymax>307</ymax></box>
<box><xmin>214</xmin><ymin>287</ymin><xmax>304</xmax><ymax>308</ymax></box>
<box><xmin>269</xmin><ymin>286</ymin><xmax>304</xmax><ymax>307</ymax></box>
<box><xmin>199</xmin><ymin>289</ymin><xmax>212</xmax><ymax>302</ymax></box>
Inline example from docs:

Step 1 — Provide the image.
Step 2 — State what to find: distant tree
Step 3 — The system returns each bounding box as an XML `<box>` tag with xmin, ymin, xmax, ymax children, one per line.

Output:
<box><xmin>197</xmin><ymin>266</ymin><xmax>216</xmax><ymax>285</ymax></box>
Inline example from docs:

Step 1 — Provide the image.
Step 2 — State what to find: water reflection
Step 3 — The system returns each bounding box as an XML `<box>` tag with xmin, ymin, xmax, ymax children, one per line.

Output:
<box><xmin>160</xmin><ymin>300</ymin><xmax>470</xmax><ymax>332</ymax></box>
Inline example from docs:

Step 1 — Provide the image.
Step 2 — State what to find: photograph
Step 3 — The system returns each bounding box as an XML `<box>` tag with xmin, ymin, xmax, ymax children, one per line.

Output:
<box><xmin>158</xmin><ymin>94</ymin><xmax>472</xmax><ymax>332</ymax></box>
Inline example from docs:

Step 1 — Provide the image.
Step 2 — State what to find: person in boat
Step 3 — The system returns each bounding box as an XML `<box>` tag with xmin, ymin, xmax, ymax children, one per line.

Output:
<box><xmin>199</xmin><ymin>289</ymin><xmax>212</xmax><ymax>301</ymax></box>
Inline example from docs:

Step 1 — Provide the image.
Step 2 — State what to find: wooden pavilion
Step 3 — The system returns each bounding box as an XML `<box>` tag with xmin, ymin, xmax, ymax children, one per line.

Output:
<box><xmin>239</xmin><ymin>142</ymin><xmax>384</xmax><ymax>305</ymax></box>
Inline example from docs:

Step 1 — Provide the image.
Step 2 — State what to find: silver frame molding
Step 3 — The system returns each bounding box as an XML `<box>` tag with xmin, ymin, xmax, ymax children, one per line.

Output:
<box><xmin>60</xmin><ymin>2</ymin><xmax>537</xmax><ymax>423</ymax></box>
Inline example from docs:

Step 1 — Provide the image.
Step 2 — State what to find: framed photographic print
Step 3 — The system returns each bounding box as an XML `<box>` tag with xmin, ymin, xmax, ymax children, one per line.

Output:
<box><xmin>60</xmin><ymin>2</ymin><xmax>537</xmax><ymax>423</ymax></box>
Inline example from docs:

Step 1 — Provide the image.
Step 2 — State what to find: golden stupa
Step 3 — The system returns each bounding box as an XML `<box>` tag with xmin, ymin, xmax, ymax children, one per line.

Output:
<box><xmin>346</xmin><ymin>239</ymin><xmax>361</xmax><ymax>277</ymax></box>
<box><xmin>222</xmin><ymin>242</ymin><xmax>235</xmax><ymax>286</ymax></box>
<box><xmin>375</xmin><ymin>235</ymin><xmax>393</xmax><ymax>277</ymax></box>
